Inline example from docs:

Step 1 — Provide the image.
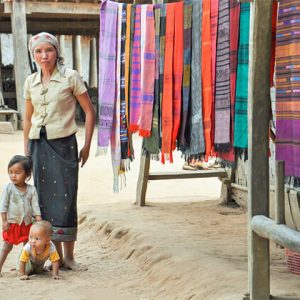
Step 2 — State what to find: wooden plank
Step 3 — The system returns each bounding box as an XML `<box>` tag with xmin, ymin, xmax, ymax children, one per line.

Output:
<box><xmin>148</xmin><ymin>169</ymin><xmax>227</xmax><ymax>180</ymax></box>
<box><xmin>251</xmin><ymin>215</ymin><xmax>300</xmax><ymax>254</ymax></box>
<box><xmin>275</xmin><ymin>161</ymin><xmax>285</xmax><ymax>225</ymax></box>
<box><xmin>248</xmin><ymin>0</ymin><xmax>273</xmax><ymax>299</ymax></box>
<box><xmin>136</xmin><ymin>152</ymin><xmax>150</xmax><ymax>207</ymax></box>
<box><xmin>1</xmin><ymin>1</ymin><xmax>100</xmax><ymax>17</ymax></box>
<box><xmin>11</xmin><ymin>0</ymin><xmax>30</xmax><ymax>121</ymax></box>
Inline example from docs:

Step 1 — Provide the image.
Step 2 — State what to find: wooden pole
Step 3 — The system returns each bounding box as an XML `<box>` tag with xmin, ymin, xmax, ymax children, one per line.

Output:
<box><xmin>89</xmin><ymin>37</ymin><xmax>97</xmax><ymax>88</ymax></box>
<box><xmin>136</xmin><ymin>151</ymin><xmax>150</xmax><ymax>206</ymax></box>
<box><xmin>72</xmin><ymin>35</ymin><xmax>82</xmax><ymax>75</ymax></box>
<box><xmin>248</xmin><ymin>0</ymin><xmax>273</xmax><ymax>299</ymax></box>
<box><xmin>275</xmin><ymin>161</ymin><xmax>285</xmax><ymax>225</ymax></box>
<box><xmin>11</xmin><ymin>0</ymin><xmax>30</xmax><ymax>121</ymax></box>
<box><xmin>58</xmin><ymin>35</ymin><xmax>66</xmax><ymax>58</ymax></box>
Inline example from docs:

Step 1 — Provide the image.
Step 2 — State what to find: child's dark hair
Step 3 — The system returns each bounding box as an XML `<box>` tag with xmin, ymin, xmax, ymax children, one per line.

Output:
<box><xmin>8</xmin><ymin>155</ymin><xmax>32</xmax><ymax>180</ymax></box>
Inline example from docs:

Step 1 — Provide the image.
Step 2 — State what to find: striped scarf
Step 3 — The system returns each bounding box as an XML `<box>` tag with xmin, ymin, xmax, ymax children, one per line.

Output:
<box><xmin>161</xmin><ymin>3</ymin><xmax>175</xmax><ymax>163</ymax></box>
<box><xmin>97</xmin><ymin>0</ymin><xmax>118</xmax><ymax>154</ymax></box>
<box><xmin>129</xmin><ymin>5</ymin><xmax>141</xmax><ymax>133</ymax></box>
<box><xmin>233</xmin><ymin>3</ymin><xmax>250</xmax><ymax>150</ymax></box>
<box><xmin>275</xmin><ymin>0</ymin><xmax>300</xmax><ymax>177</ymax></box>
<box><xmin>140</xmin><ymin>5</ymin><xmax>156</xmax><ymax>137</ymax></box>
<box><xmin>178</xmin><ymin>0</ymin><xmax>192</xmax><ymax>152</ymax></box>
<box><xmin>214</xmin><ymin>0</ymin><xmax>231</xmax><ymax>151</ymax></box>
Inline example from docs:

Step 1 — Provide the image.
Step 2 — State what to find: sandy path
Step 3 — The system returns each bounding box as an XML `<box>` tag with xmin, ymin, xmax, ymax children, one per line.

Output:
<box><xmin>0</xmin><ymin>127</ymin><xmax>300</xmax><ymax>300</ymax></box>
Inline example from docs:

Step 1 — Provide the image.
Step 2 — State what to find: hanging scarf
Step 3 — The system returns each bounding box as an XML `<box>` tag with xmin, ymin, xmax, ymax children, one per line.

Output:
<box><xmin>111</xmin><ymin>4</ymin><xmax>122</xmax><ymax>192</ymax></box>
<box><xmin>171</xmin><ymin>2</ymin><xmax>184</xmax><ymax>151</ymax></box>
<box><xmin>210</xmin><ymin>0</ymin><xmax>219</xmax><ymax>152</ymax></box>
<box><xmin>202</xmin><ymin>0</ymin><xmax>213</xmax><ymax>158</ymax></box>
<box><xmin>275</xmin><ymin>0</ymin><xmax>300</xmax><ymax>178</ymax></box>
<box><xmin>129</xmin><ymin>5</ymin><xmax>142</xmax><ymax>133</ymax></box>
<box><xmin>120</xmin><ymin>4</ymin><xmax>129</xmax><ymax>162</ymax></box>
<box><xmin>139</xmin><ymin>5</ymin><xmax>155</xmax><ymax>137</ymax></box>
<box><xmin>143</xmin><ymin>4</ymin><xmax>161</xmax><ymax>158</ymax></box>
<box><xmin>219</xmin><ymin>0</ymin><xmax>240</xmax><ymax>162</ymax></box>
<box><xmin>97</xmin><ymin>0</ymin><xmax>118</xmax><ymax>154</ymax></box>
<box><xmin>214</xmin><ymin>0</ymin><xmax>231</xmax><ymax>151</ymax></box>
<box><xmin>161</xmin><ymin>3</ymin><xmax>175</xmax><ymax>163</ymax></box>
<box><xmin>178</xmin><ymin>0</ymin><xmax>192</xmax><ymax>153</ymax></box>
<box><xmin>233</xmin><ymin>3</ymin><xmax>250</xmax><ymax>150</ymax></box>
<box><xmin>186</xmin><ymin>0</ymin><xmax>205</xmax><ymax>157</ymax></box>
<box><xmin>159</xmin><ymin>4</ymin><xmax>166</xmax><ymax>143</ymax></box>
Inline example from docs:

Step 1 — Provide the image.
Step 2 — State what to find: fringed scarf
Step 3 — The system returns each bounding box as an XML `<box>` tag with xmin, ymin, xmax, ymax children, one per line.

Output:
<box><xmin>143</xmin><ymin>4</ymin><xmax>161</xmax><ymax>158</ymax></box>
<box><xmin>210</xmin><ymin>0</ymin><xmax>219</xmax><ymax>153</ymax></box>
<box><xmin>202</xmin><ymin>0</ymin><xmax>213</xmax><ymax>158</ymax></box>
<box><xmin>161</xmin><ymin>3</ymin><xmax>175</xmax><ymax>163</ymax></box>
<box><xmin>186</xmin><ymin>0</ymin><xmax>205</xmax><ymax>157</ymax></box>
<box><xmin>139</xmin><ymin>5</ymin><xmax>155</xmax><ymax>137</ymax></box>
<box><xmin>178</xmin><ymin>0</ymin><xmax>192</xmax><ymax>152</ymax></box>
<box><xmin>120</xmin><ymin>4</ymin><xmax>129</xmax><ymax>162</ymax></box>
<box><xmin>97</xmin><ymin>0</ymin><xmax>118</xmax><ymax>154</ymax></box>
<box><xmin>171</xmin><ymin>2</ymin><xmax>184</xmax><ymax>151</ymax></box>
<box><xmin>275</xmin><ymin>0</ymin><xmax>300</xmax><ymax>178</ymax></box>
<box><xmin>219</xmin><ymin>0</ymin><xmax>240</xmax><ymax>163</ymax></box>
<box><xmin>129</xmin><ymin>5</ymin><xmax>141</xmax><ymax>133</ymax></box>
<box><xmin>111</xmin><ymin>4</ymin><xmax>122</xmax><ymax>192</ymax></box>
<box><xmin>214</xmin><ymin>0</ymin><xmax>231</xmax><ymax>151</ymax></box>
<box><xmin>233</xmin><ymin>3</ymin><xmax>250</xmax><ymax>150</ymax></box>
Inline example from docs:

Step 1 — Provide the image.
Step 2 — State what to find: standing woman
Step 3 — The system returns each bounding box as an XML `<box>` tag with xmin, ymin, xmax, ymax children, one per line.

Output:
<box><xmin>23</xmin><ymin>32</ymin><xmax>95</xmax><ymax>269</ymax></box>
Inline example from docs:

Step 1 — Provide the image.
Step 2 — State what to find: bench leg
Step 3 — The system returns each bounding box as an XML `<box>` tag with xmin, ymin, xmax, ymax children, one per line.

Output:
<box><xmin>136</xmin><ymin>151</ymin><xmax>150</xmax><ymax>206</ymax></box>
<box><xmin>8</xmin><ymin>113</ymin><xmax>18</xmax><ymax>130</ymax></box>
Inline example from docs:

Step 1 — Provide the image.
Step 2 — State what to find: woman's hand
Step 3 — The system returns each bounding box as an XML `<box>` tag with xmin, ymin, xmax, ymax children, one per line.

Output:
<box><xmin>79</xmin><ymin>145</ymin><xmax>90</xmax><ymax>168</ymax></box>
<box><xmin>2</xmin><ymin>221</ymin><xmax>10</xmax><ymax>232</ymax></box>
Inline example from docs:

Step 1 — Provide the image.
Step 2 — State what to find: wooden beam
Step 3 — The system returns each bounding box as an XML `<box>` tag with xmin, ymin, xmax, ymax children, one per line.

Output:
<box><xmin>1</xmin><ymin>1</ymin><xmax>100</xmax><ymax>17</ymax></box>
<box><xmin>251</xmin><ymin>215</ymin><xmax>300</xmax><ymax>254</ymax></box>
<box><xmin>275</xmin><ymin>161</ymin><xmax>285</xmax><ymax>225</ymax></box>
<box><xmin>11</xmin><ymin>0</ymin><xmax>31</xmax><ymax>121</ymax></box>
<box><xmin>0</xmin><ymin>19</ymin><xmax>99</xmax><ymax>35</ymax></box>
<box><xmin>248</xmin><ymin>0</ymin><xmax>273</xmax><ymax>299</ymax></box>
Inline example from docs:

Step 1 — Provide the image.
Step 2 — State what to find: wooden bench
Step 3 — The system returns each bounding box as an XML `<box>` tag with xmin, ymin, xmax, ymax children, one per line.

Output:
<box><xmin>0</xmin><ymin>109</ymin><xmax>18</xmax><ymax>131</ymax></box>
<box><xmin>136</xmin><ymin>152</ymin><xmax>230</xmax><ymax>206</ymax></box>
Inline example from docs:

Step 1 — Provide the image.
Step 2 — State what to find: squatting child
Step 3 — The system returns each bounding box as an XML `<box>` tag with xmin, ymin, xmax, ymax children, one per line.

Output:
<box><xmin>0</xmin><ymin>155</ymin><xmax>42</xmax><ymax>277</ymax></box>
<box><xmin>19</xmin><ymin>220</ymin><xmax>60</xmax><ymax>280</ymax></box>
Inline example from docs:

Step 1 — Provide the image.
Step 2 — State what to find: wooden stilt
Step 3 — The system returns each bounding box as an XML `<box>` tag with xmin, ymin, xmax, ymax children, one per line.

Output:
<box><xmin>136</xmin><ymin>151</ymin><xmax>150</xmax><ymax>206</ymax></box>
<box><xmin>11</xmin><ymin>0</ymin><xmax>30</xmax><ymax>122</ymax></box>
<box><xmin>0</xmin><ymin>36</ymin><xmax>4</xmax><ymax>106</ymax></box>
<box><xmin>58</xmin><ymin>35</ymin><xmax>66</xmax><ymax>57</ymax></box>
<box><xmin>89</xmin><ymin>37</ymin><xmax>97</xmax><ymax>88</ymax></box>
<box><xmin>72</xmin><ymin>35</ymin><xmax>82</xmax><ymax>75</ymax></box>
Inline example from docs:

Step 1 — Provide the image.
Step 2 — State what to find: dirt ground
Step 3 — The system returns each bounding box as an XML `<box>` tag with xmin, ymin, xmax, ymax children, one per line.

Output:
<box><xmin>0</xmin><ymin>126</ymin><xmax>300</xmax><ymax>300</ymax></box>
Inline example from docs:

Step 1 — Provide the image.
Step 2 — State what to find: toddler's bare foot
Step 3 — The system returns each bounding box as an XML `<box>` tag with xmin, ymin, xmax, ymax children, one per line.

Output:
<box><xmin>63</xmin><ymin>259</ymin><xmax>87</xmax><ymax>271</ymax></box>
<box><xmin>20</xmin><ymin>275</ymin><xmax>29</xmax><ymax>280</ymax></box>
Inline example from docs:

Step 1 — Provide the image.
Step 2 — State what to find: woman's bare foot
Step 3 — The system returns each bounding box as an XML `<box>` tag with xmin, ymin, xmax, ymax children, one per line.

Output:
<box><xmin>63</xmin><ymin>259</ymin><xmax>87</xmax><ymax>271</ymax></box>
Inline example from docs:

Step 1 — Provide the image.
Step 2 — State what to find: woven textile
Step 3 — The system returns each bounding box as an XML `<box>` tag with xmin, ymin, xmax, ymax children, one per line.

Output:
<box><xmin>161</xmin><ymin>3</ymin><xmax>175</xmax><ymax>163</ymax></box>
<box><xmin>219</xmin><ymin>0</ymin><xmax>240</xmax><ymax>162</ymax></box>
<box><xmin>233</xmin><ymin>3</ymin><xmax>250</xmax><ymax>150</ymax></box>
<box><xmin>143</xmin><ymin>4</ymin><xmax>161</xmax><ymax>157</ymax></box>
<box><xmin>171</xmin><ymin>2</ymin><xmax>184</xmax><ymax>151</ymax></box>
<box><xmin>275</xmin><ymin>0</ymin><xmax>300</xmax><ymax>177</ymax></box>
<box><xmin>97</xmin><ymin>0</ymin><xmax>118</xmax><ymax>154</ymax></box>
<box><xmin>140</xmin><ymin>5</ymin><xmax>155</xmax><ymax>137</ymax></box>
<box><xmin>186</xmin><ymin>0</ymin><xmax>205</xmax><ymax>157</ymax></box>
<box><xmin>210</xmin><ymin>0</ymin><xmax>219</xmax><ymax>152</ymax></box>
<box><xmin>214</xmin><ymin>0</ymin><xmax>231</xmax><ymax>150</ymax></box>
<box><xmin>202</xmin><ymin>0</ymin><xmax>213</xmax><ymax>157</ymax></box>
<box><xmin>129</xmin><ymin>5</ymin><xmax>142</xmax><ymax>132</ymax></box>
<box><xmin>178</xmin><ymin>0</ymin><xmax>192</xmax><ymax>152</ymax></box>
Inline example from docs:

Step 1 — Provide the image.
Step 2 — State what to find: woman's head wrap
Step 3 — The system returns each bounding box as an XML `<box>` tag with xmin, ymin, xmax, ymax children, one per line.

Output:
<box><xmin>29</xmin><ymin>32</ymin><xmax>65</xmax><ymax>75</ymax></box>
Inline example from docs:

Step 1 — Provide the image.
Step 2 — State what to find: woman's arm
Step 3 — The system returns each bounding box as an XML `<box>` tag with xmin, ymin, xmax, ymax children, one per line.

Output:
<box><xmin>76</xmin><ymin>92</ymin><xmax>96</xmax><ymax>167</ymax></box>
<box><xmin>24</xmin><ymin>100</ymin><xmax>34</xmax><ymax>156</ymax></box>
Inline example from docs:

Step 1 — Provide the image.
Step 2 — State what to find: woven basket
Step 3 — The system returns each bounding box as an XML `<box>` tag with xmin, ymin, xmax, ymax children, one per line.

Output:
<box><xmin>285</xmin><ymin>248</ymin><xmax>300</xmax><ymax>275</ymax></box>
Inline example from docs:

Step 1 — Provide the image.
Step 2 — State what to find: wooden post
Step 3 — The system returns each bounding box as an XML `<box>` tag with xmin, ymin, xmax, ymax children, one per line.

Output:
<box><xmin>72</xmin><ymin>35</ymin><xmax>82</xmax><ymax>75</ymax></box>
<box><xmin>136</xmin><ymin>151</ymin><xmax>150</xmax><ymax>206</ymax></box>
<box><xmin>275</xmin><ymin>161</ymin><xmax>285</xmax><ymax>225</ymax></box>
<box><xmin>11</xmin><ymin>0</ymin><xmax>30</xmax><ymax>121</ymax></box>
<box><xmin>89</xmin><ymin>37</ymin><xmax>97</xmax><ymax>88</ymax></box>
<box><xmin>58</xmin><ymin>35</ymin><xmax>66</xmax><ymax>58</ymax></box>
<box><xmin>248</xmin><ymin>1</ymin><xmax>273</xmax><ymax>299</ymax></box>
